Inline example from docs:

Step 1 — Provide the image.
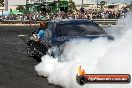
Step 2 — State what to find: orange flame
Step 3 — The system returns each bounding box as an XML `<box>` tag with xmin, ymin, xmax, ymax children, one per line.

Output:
<box><xmin>77</xmin><ymin>65</ymin><xmax>86</xmax><ymax>76</ymax></box>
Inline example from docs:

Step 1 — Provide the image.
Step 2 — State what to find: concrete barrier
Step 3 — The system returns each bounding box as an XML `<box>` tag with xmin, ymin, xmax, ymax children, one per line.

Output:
<box><xmin>0</xmin><ymin>20</ymin><xmax>42</xmax><ymax>24</ymax></box>
<box><xmin>92</xmin><ymin>19</ymin><xmax>118</xmax><ymax>25</ymax></box>
<box><xmin>0</xmin><ymin>19</ymin><xmax>118</xmax><ymax>25</ymax></box>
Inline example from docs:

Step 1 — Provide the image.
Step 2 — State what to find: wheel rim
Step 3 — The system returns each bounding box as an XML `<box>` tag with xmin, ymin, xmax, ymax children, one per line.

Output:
<box><xmin>27</xmin><ymin>42</ymin><xmax>34</xmax><ymax>56</ymax></box>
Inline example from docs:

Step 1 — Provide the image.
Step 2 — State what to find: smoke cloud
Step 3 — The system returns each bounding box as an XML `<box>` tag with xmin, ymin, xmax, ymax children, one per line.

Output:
<box><xmin>35</xmin><ymin>12</ymin><xmax>132</xmax><ymax>88</ymax></box>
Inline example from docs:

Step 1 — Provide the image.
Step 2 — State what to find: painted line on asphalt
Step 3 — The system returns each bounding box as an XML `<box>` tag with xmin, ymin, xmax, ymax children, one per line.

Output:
<box><xmin>18</xmin><ymin>34</ymin><xmax>27</xmax><ymax>37</ymax></box>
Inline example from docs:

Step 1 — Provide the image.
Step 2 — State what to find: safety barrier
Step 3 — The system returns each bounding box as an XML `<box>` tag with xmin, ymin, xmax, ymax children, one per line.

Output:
<box><xmin>0</xmin><ymin>19</ymin><xmax>118</xmax><ymax>25</ymax></box>
<box><xmin>92</xmin><ymin>19</ymin><xmax>118</xmax><ymax>25</ymax></box>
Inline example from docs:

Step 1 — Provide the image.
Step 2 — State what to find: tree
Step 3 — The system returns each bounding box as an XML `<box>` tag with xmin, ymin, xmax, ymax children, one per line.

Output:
<box><xmin>16</xmin><ymin>5</ymin><xmax>26</xmax><ymax>13</ymax></box>
<box><xmin>68</xmin><ymin>0</ymin><xmax>76</xmax><ymax>11</ymax></box>
<box><xmin>100</xmin><ymin>0</ymin><xmax>107</xmax><ymax>11</ymax></box>
<box><xmin>16</xmin><ymin>6</ymin><xmax>25</xmax><ymax>10</ymax></box>
<box><xmin>100</xmin><ymin>1</ymin><xmax>107</xmax><ymax>6</ymax></box>
<box><xmin>0</xmin><ymin>0</ymin><xmax>4</xmax><ymax>7</ymax></box>
<box><xmin>126</xmin><ymin>3</ymin><xmax>132</xmax><ymax>10</ymax></box>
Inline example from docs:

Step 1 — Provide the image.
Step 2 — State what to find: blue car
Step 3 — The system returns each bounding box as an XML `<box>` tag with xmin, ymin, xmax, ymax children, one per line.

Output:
<box><xmin>26</xmin><ymin>19</ymin><xmax>113</xmax><ymax>61</ymax></box>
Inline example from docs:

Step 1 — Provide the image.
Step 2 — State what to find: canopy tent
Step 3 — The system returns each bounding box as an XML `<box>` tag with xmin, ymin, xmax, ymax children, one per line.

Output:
<box><xmin>0</xmin><ymin>11</ymin><xmax>10</xmax><ymax>16</ymax></box>
<box><xmin>10</xmin><ymin>10</ymin><xmax>23</xmax><ymax>15</ymax></box>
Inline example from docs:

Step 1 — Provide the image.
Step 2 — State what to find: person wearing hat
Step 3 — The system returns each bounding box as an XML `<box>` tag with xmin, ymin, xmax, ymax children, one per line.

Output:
<box><xmin>31</xmin><ymin>22</ymin><xmax>48</xmax><ymax>41</ymax></box>
<box><xmin>35</xmin><ymin>22</ymin><xmax>47</xmax><ymax>40</ymax></box>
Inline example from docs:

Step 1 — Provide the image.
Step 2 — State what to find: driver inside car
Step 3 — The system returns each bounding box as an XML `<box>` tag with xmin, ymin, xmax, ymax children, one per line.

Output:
<box><xmin>35</xmin><ymin>22</ymin><xmax>51</xmax><ymax>47</ymax></box>
<box><xmin>35</xmin><ymin>22</ymin><xmax>47</xmax><ymax>40</ymax></box>
<box><xmin>31</xmin><ymin>22</ymin><xmax>46</xmax><ymax>41</ymax></box>
<box><xmin>32</xmin><ymin>22</ymin><xmax>49</xmax><ymax>41</ymax></box>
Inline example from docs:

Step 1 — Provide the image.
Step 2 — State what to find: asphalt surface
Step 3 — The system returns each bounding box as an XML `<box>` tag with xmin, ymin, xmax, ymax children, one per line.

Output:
<box><xmin>0</xmin><ymin>26</ymin><xmax>61</xmax><ymax>88</ymax></box>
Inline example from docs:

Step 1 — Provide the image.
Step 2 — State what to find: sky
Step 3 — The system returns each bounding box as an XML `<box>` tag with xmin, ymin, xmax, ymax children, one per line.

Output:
<box><xmin>8</xmin><ymin>0</ymin><xmax>26</xmax><ymax>5</ymax></box>
<box><xmin>7</xmin><ymin>0</ymin><xmax>132</xmax><ymax>6</ymax></box>
<box><xmin>100</xmin><ymin>0</ymin><xmax>131</xmax><ymax>3</ymax></box>
<box><xmin>72</xmin><ymin>0</ymin><xmax>131</xmax><ymax>5</ymax></box>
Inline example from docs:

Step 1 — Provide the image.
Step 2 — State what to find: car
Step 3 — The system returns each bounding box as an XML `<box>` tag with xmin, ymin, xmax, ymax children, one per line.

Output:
<box><xmin>26</xmin><ymin>19</ymin><xmax>114</xmax><ymax>61</ymax></box>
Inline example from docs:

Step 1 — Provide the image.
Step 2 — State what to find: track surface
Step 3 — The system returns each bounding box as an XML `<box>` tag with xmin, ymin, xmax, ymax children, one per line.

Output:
<box><xmin>0</xmin><ymin>26</ymin><xmax>61</xmax><ymax>88</ymax></box>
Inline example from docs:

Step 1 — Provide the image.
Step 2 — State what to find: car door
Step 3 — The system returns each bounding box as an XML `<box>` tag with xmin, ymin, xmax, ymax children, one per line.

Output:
<box><xmin>54</xmin><ymin>22</ymin><xmax>68</xmax><ymax>46</ymax></box>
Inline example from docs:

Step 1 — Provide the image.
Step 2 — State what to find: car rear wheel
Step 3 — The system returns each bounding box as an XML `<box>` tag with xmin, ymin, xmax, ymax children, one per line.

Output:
<box><xmin>33</xmin><ymin>43</ymin><xmax>49</xmax><ymax>62</ymax></box>
<box><xmin>26</xmin><ymin>40</ymin><xmax>35</xmax><ymax>57</ymax></box>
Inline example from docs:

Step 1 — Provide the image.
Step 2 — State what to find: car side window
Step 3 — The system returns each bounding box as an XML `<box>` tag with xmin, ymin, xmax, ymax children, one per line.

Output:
<box><xmin>54</xmin><ymin>23</ymin><xmax>60</xmax><ymax>38</ymax></box>
<box><xmin>48</xmin><ymin>22</ymin><xmax>53</xmax><ymax>31</ymax></box>
<box><xmin>46</xmin><ymin>22</ymin><xmax>53</xmax><ymax>38</ymax></box>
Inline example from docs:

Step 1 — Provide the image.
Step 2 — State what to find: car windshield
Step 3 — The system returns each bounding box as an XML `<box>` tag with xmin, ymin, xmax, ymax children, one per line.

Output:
<box><xmin>58</xmin><ymin>21</ymin><xmax>106</xmax><ymax>36</ymax></box>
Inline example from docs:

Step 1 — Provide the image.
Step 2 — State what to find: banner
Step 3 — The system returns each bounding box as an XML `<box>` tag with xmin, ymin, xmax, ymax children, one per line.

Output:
<box><xmin>8</xmin><ymin>0</ymin><xmax>26</xmax><ymax>5</ymax></box>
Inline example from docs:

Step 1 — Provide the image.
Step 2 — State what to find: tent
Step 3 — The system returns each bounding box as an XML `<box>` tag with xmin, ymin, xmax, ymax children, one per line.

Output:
<box><xmin>0</xmin><ymin>11</ymin><xmax>10</xmax><ymax>16</ymax></box>
<box><xmin>10</xmin><ymin>10</ymin><xmax>23</xmax><ymax>15</ymax></box>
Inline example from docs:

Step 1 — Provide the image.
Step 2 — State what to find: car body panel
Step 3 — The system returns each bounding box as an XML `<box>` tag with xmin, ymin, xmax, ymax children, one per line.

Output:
<box><xmin>27</xmin><ymin>19</ymin><xmax>114</xmax><ymax>59</ymax></box>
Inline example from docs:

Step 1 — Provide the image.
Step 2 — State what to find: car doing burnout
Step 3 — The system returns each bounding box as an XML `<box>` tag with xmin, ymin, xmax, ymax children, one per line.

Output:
<box><xmin>26</xmin><ymin>19</ymin><xmax>113</xmax><ymax>60</ymax></box>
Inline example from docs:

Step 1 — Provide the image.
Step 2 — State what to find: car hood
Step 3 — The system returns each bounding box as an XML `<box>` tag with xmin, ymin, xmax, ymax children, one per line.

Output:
<box><xmin>55</xmin><ymin>34</ymin><xmax>114</xmax><ymax>45</ymax></box>
<box><xmin>66</xmin><ymin>34</ymin><xmax>114</xmax><ymax>40</ymax></box>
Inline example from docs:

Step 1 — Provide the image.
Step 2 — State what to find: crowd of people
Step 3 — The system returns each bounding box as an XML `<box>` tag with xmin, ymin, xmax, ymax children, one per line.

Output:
<box><xmin>0</xmin><ymin>7</ymin><xmax>129</xmax><ymax>21</ymax></box>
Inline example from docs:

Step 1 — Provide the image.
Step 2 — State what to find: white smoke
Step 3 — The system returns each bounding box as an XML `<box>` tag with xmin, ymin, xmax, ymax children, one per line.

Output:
<box><xmin>35</xmin><ymin>12</ymin><xmax>132</xmax><ymax>88</ymax></box>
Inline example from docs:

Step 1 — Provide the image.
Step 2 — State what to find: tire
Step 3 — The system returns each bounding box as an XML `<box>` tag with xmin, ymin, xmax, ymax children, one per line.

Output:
<box><xmin>27</xmin><ymin>40</ymin><xmax>49</xmax><ymax>62</ymax></box>
<box><xmin>26</xmin><ymin>40</ymin><xmax>35</xmax><ymax>57</ymax></box>
<box><xmin>33</xmin><ymin>46</ymin><xmax>43</xmax><ymax>59</ymax></box>
<box><xmin>37</xmin><ymin>43</ymin><xmax>48</xmax><ymax>56</ymax></box>
<box><xmin>34</xmin><ymin>43</ymin><xmax>49</xmax><ymax>62</ymax></box>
